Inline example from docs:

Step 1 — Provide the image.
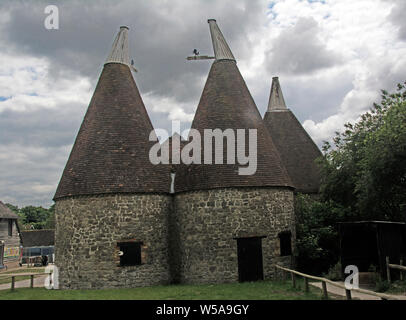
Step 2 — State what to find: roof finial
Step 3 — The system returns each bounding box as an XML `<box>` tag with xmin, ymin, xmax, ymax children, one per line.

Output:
<box><xmin>267</xmin><ymin>77</ymin><xmax>288</xmax><ymax>112</ymax></box>
<box><xmin>186</xmin><ymin>19</ymin><xmax>235</xmax><ymax>62</ymax></box>
<box><xmin>208</xmin><ymin>19</ymin><xmax>236</xmax><ymax>62</ymax></box>
<box><xmin>105</xmin><ymin>26</ymin><xmax>137</xmax><ymax>71</ymax></box>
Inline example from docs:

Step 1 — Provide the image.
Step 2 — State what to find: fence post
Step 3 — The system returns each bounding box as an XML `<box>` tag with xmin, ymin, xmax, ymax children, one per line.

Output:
<box><xmin>30</xmin><ymin>275</ymin><xmax>34</xmax><ymax>288</ymax></box>
<box><xmin>291</xmin><ymin>272</ymin><xmax>296</xmax><ymax>288</ymax></box>
<box><xmin>400</xmin><ymin>259</ymin><xmax>404</xmax><ymax>281</ymax></box>
<box><xmin>322</xmin><ymin>281</ymin><xmax>328</xmax><ymax>300</ymax></box>
<box><xmin>304</xmin><ymin>277</ymin><xmax>309</xmax><ymax>293</ymax></box>
<box><xmin>386</xmin><ymin>256</ymin><xmax>391</xmax><ymax>283</ymax></box>
<box><xmin>11</xmin><ymin>276</ymin><xmax>15</xmax><ymax>291</ymax></box>
<box><xmin>345</xmin><ymin>289</ymin><xmax>352</xmax><ymax>300</ymax></box>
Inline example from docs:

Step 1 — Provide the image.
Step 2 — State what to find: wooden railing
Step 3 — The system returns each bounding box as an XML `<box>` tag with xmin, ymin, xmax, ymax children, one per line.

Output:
<box><xmin>0</xmin><ymin>272</ymin><xmax>51</xmax><ymax>291</ymax></box>
<box><xmin>386</xmin><ymin>257</ymin><xmax>406</xmax><ymax>283</ymax></box>
<box><xmin>274</xmin><ymin>265</ymin><xmax>397</xmax><ymax>300</ymax></box>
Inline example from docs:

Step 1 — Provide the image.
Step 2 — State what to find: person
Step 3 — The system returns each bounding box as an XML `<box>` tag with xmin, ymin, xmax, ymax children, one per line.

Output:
<box><xmin>41</xmin><ymin>255</ymin><xmax>48</xmax><ymax>266</ymax></box>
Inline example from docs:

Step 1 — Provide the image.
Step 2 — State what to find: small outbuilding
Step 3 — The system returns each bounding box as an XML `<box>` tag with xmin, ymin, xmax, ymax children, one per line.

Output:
<box><xmin>21</xmin><ymin>229</ymin><xmax>55</xmax><ymax>266</ymax></box>
<box><xmin>339</xmin><ymin>221</ymin><xmax>406</xmax><ymax>280</ymax></box>
<box><xmin>0</xmin><ymin>201</ymin><xmax>22</xmax><ymax>269</ymax></box>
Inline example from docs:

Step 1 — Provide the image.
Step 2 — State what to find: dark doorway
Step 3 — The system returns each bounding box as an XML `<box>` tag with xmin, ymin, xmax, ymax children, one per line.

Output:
<box><xmin>236</xmin><ymin>237</ymin><xmax>264</xmax><ymax>282</ymax></box>
<box><xmin>279</xmin><ymin>231</ymin><xmax>292</xmax><ymax>256</ymax></box>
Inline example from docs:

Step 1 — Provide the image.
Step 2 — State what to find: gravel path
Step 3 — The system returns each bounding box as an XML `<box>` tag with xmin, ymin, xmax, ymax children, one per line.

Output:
<box><xmin>0</xmin><ymin>274</ymin><xmax>48</xmax><ymax>291</ymax></box>
<box><xmin>310</xmin><ymin>281</ymin><xmax>406</xmax><ymax>300</ymax></box>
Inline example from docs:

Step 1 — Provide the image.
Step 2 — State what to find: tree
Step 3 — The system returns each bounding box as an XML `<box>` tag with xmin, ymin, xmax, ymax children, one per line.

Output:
<box><xmin>5</xmin><ymin>203</ymin><xmax>55</xmax><ymax>230</ymax></box>
<box><xmin>296</xmin><ymin>81</ymin><xmax>406</xmax><ymax>275</ymax></box>
<box><xmin>319</xmin><ymin>81</ymin><xmax>406</xmax><ymax>221</ymax></box>
<box><xmin>295</xmin><ymin>194</ymin><xmax>353</xmax><ymax>275</ymax></box>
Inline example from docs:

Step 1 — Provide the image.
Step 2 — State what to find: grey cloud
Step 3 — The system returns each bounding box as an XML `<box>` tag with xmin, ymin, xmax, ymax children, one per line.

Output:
<box><xmin>0</xmin><ymin>0</ymin><xmax>268</xmax><ymax>206</ymax></box>
<box><xmin>1</xmin><ymin>0</ymin><xmax>265</xmax><ymax>104</ymax></box>
<box><xmin>387</xmin><ymin>0</ymin><xmax>406</xmax><ymax>41</ymax></box>
<box><xmin>266</xmin><ymin>17</ymin><xmax>342</xmax><ymax>75</ymax></box>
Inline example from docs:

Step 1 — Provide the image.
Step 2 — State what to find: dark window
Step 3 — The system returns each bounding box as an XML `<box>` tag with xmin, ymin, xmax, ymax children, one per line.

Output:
<box><xmin>8</xmin><ymin>220</ymin><xmax>13</xmax><ymax>236</ymax></box>
<box><xmin>118</xmin><ymin>242</ymin><xmax>142</xmax><ymax>266</ymax></box>
<box><xmin>279</xmin><ymin>231</ymin><xmax>292</xmax><ymax>256</ymax></box>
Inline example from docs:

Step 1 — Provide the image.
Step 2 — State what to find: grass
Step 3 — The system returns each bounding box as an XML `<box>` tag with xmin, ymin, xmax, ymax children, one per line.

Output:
<box><xmin>0</xmin><ymin>268</ymin><xmax>46</xmax><ymax>285</ymax></box>
<box><xmin>0</xmin><ymin>279</ymin><xmax>329</xmax><ymax>300</ymax></box>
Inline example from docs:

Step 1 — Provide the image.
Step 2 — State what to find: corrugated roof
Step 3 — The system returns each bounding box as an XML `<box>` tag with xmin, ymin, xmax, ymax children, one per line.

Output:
<box><xmin>0</xmin><ymin>201</ymin><xmax>18</xmax><ymax>219</ymax></box>
<box><xmin>54</xmin><ymin>28</ymin><xmax>171</xmax><ymax>200</ymax></box>
<box><xmin>21</xmin><ymin>230</ymin><xmax>55</xmax><ymax>247</ymax></box>
<box><xmin>263</xmin><ymin>78</ymin><xmax>322</xmax><ymax>193</ymax></box>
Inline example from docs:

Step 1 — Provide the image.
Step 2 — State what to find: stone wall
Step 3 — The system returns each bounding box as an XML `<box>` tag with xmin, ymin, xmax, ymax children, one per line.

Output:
<box><xmin>172</xmin><ymin>187</ymin><xmax>295</xmax><ymax>284</ymax></box>
<box><xmin>55</xmin><ymin>193</ymin><xmax>172</xmax><ymax>289</ymax></box>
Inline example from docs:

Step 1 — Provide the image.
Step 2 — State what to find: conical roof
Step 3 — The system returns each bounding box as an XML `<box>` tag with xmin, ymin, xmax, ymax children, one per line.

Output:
<box><xmin>54</xmin><ymin>27</ymin><xmax>170</xmax><ymax>200</ymax></box>
<box><xmin>263</xmin><ymin>77</ymin><xmax>322</xmax><ymax>194</ymax></box>
<box><xmin>175</xmin><ymin>21</ymin><xmax>292</xmax><ymax>192</ymax></box>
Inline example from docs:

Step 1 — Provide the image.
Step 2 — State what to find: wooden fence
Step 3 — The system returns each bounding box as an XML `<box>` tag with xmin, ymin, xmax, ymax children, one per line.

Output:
<box><xmin>0</xmin><ymin>272</ymin><xmax>51</xmax><ymax>291</ymax></box>
<box><xmin>274</xmin><ymin>264</ymin><xmax>397</xmax><ymax>300</ymax></box>
<box><xmin>386</xmin><ymin>257</ymin><xmax>406</xmax><ymax>283</ymax></box>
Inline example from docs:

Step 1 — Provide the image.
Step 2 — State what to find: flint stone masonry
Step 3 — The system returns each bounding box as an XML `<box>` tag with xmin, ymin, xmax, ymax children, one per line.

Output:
<box><xmin>55</xmin><ymin>193</ymin><xmax>172</xmax><ymax>289</ymax></box>
<box><xmin>170</xmin><ymin>187</ymin><xmax>295</xmax><ymax>284</ymax></box>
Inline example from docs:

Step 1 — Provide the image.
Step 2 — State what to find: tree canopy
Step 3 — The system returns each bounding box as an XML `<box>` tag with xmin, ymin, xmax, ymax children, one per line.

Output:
<box><xmin>5</xmin><ymin>203</ymin><xmax>55</xmax><ymax>230</ymax></box>
<box><xmin>296</xmin><ymin>81</ymin><xmax>406</xmax><ymax>275</ymax></box>
<box><xmin>319</xmin><ymin>81</ymin><xmax>406</xmax><ymax>221</ymax></box>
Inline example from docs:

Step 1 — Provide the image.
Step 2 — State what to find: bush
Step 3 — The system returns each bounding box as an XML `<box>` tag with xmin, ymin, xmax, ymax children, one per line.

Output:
<box><xmin>324</xmin><ymin>262</ymin><xmax>343</xmax><ymax>281</ymax></box>
<box><xmin>375</xmin><ymin>278</ymin><xmax>390</xmax><ymax>293</ymax></box>
<box><xmin>295</xmin><ymin>194</ymin><xmax>352</xmax><ymax>276</ymax></box>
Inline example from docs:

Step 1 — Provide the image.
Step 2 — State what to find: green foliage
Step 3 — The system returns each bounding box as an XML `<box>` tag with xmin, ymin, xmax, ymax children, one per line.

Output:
<box><xmin>387</xmin><ymin>280</ymin><xmax>406</xmax><ymax>294</ymax></box>
<box><xmin>324</xmin><ymin>261</ymin><xmax>343</xmax><ymax>281</ymax></box>
<box><xmin>295</xmin><ymin>194</ymin><xmax>352</xmax><ymax>275</ymax></box>
<box><xmin>319</xmin><ymin>81</ymin><xmax>406</xmax><ymax>221</ymax></box>
<box><xmin>375</xmin><ymin>278</ymin><xmax>390</xmax><ymax>293</ymax></box>
<box><xmin>5</xmin><ymin>203</ymin><xmax>55</xmax><ymax>230</ymax></box>
<box><xmin>296</xmin><ymin>81</ymin><xmax>406</xmax><ymax>276</ymax></box>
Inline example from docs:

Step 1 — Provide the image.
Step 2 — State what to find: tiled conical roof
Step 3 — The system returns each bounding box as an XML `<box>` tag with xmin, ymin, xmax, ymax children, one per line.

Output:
<box><xmin>54</xmin><ymin>28</ymin><xmax>170</xmax><ymax>200</ymax></box>
<box><xmin>175</xmin><ymin>21</ymin><xmax>292</xmax><ymax>192</ymax></box>
<box><xmin>263</xmin><ymin>77</ymin><xmax>322</xmax><ymax>194</ymax></box>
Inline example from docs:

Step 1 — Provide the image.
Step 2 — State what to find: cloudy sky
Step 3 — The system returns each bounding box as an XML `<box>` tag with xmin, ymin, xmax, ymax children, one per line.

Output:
<box><xmin>0</xmin><ymin>0</ymin><xmax>405</xmax><ymax>207</ymax></box>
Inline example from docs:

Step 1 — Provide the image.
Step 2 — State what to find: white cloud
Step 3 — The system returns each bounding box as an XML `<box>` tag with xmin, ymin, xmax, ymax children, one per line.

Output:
<box><xmin>247</xmin><ymin>0</ymin><xmax>406</xmax><ymax>146</ymax></box>
<box><xmin>0</xmin><ymin>52</ymin><xmax>92</xmax><ymax>114</ymax></box>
